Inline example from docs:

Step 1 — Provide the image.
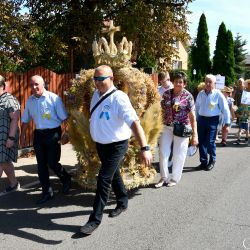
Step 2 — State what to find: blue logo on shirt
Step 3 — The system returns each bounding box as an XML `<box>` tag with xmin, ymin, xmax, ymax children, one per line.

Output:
<box><xmin>99</xmin><ymin>105</ymin><xmax>110</xmax><ymax>120</ymax></box>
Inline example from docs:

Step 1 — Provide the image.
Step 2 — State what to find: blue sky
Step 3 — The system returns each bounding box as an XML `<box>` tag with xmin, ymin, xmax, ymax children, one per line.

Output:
<box><xmin>187</xmin><ymin>0</ymin><xmax>250</xmax><ymax>56</ymax></box>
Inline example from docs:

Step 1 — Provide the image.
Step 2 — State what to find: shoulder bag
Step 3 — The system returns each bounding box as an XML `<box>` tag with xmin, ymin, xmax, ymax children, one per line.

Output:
<box><xmin>90</xmin><ymin>89</ymin><xmax>116</xmax><ymax>117</ymax></box>
<box><xmin>170</xmin><ymin>89</ymin><xmax>193</xmax><ymax>138</ymax></box>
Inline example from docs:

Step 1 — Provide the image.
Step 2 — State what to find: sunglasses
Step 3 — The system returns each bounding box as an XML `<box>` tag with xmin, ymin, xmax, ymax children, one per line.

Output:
<box><xmin>93</xmin><ymin>76</ymin><xmax>111</xmax><ymax>81</ymax></box>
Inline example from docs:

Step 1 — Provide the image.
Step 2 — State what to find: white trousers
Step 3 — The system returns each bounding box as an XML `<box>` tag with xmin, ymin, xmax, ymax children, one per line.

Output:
<box><xmin>159</xmin><ymin>126</ymin><xmax>189</xmax><ymax>183</ymax></box>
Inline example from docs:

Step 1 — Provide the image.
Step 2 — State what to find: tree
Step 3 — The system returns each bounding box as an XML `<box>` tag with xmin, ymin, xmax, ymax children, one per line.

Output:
<box><xmin>0</xmin><ymin>1</ymin><xmax>37</xmax><ymax>71</ymax></box>
<box><xmin>234</xmin><ymin>33</ymin><xmax>247</xmax><ymax>79</ymax></box>
<box><xmin>191</xmin><ymin>13</ymin><xmax>211</xmax><ymax>82</ymax></box>
<box><xmin>225</xmin><ymin>30</ymin><xmax>235</xmax><ymax>85</ymax></box>
<box><xmin>213</xmin><ymin>22</ymin><xmax>228</xmax><ymax>76</ymax></box>
<box><xmin>245</xmin><ymin>69</ymin><xmax>250</xmax><ymax>79</ymax></box>
<box><xmin>2</xmin><ymin>0</ymin><xmax>193</xmax><ymax>72</ymax></box>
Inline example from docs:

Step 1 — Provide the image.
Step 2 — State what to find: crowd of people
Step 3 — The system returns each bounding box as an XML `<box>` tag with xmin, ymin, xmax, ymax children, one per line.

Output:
<box><xmin>0</xmin><ymin>67</ymin><xmax>249</xmax><ymax>236</ymax></box>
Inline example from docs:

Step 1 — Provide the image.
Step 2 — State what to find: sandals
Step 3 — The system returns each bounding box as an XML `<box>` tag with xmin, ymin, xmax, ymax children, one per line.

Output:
<box><xmin>155</xmin><ymin>179</ymin><xmax>166</xmax><ymax>188</ymax></box>
<box><xmin>155</xmin><ymin>178</ymin><xmax>177</xmax><ymax>188</ymax></box>
<box><xmin>166</xmin><ymin>179</ymin><xmax>177</xmax><ymax>187</ymax></box>
<box><xmin>220</xmin><ymin>139</ymin><xmax>227</xmax><ymax>146</ymax></box>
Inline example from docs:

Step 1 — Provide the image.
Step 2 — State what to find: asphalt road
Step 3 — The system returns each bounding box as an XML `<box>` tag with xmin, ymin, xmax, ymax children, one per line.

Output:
<box><xmin>0</xmin><ymin>125</ymin><xmax>250</xmax><ymax>250</ymax></box>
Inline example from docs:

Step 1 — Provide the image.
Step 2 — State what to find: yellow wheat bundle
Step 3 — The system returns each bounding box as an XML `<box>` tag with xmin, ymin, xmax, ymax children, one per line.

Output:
<box><xmin>67</xmin><ymin>66</ymin><xmax>162</xmax><ymax>190</ymax></box>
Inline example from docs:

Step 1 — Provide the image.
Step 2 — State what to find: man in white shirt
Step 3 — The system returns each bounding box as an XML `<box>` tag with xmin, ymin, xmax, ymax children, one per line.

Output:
<box><xmin>196</xmin><ymin>74</ymin><xmax>230</xmax><ymax>171</ymax></box>
<box><xmin>80</xmin><ymin>65</ymin><xmax>152</xmax><ymax>235</ymax></box>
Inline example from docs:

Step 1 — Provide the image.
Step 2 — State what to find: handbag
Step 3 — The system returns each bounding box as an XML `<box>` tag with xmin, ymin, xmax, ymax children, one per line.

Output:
<box><xmin>173</xmin><ymin>123</ymin><xmax>193</xmax><ymax>137</ymax></box>
<box><xmin>170</xmin><ymin>89</ymin><xmax>193</xmax><ymax>138</ymax></box>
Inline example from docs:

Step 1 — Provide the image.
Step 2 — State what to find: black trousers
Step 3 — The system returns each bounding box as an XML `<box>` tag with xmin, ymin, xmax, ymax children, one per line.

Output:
<box><xmin>33</xmin><ymin>127</ymin><xmax>63</xmax><ymax>193</ymax></box>
<box><xmin>89</xmin><ymin>139</ymin><xmax>128</xmax><ymax>225</ymax></box>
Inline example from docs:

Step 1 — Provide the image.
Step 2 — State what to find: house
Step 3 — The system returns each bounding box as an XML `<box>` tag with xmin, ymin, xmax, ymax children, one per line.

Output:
<box><xmin>244</xmin><ymin>55</ymin><xmax>250</xmax><ymax>71</ymax></box>
<box><xmin>171</xmin><ymin>40</ymin><xmax>188</xmax><ymax>70</ymax></box>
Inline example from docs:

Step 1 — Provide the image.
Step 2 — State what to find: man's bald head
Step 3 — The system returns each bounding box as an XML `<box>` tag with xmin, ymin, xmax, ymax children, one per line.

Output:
<box><xmin>94</xmin><ymin>65</ymin><xmax>114</xmax><ymax>95</ymax></box>
<box><xmin>95</xmin><ymin>65</ymin><xmax>113</xmax><ymax>77</ymax></box>
<box><xmin>30</xmin><ymin>75</ymin><xmax>45</xmax><ymax>97</ymax></box>
<box><xmin>30</xmin><ymin>75</ymin><xmax>45</xmax><ymax>85</ymax></box>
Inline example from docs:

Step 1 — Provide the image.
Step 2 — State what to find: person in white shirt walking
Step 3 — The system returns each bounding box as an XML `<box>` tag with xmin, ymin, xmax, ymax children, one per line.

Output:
<box><xmin>195</xmin><ymin>74</ymin><xmax>230</xmax><ymax>171</ymax></box>
<box><xmin>80</xmin><ymin>65</ymin><xmax>152</xmax><ymax>235</ymax></box>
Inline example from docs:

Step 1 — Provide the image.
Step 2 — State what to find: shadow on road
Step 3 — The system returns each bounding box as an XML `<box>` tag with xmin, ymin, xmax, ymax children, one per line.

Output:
<box><xmin>0</xmin><ymin>182</ymin><xmax>92</xmax><ymax>244</ymax></box>
<box><xmin>183</xmin><ymin>165</ymin><xmax>204</xmax><ymax>173</ymax></box>
<box><xmin>14</xmin><ymin>164</ymin><xmax>77</xmax><ymax>176</ymax></box>
<box><xmin>0</xmin><ymin>175</ymin><xmax>142</xmax><ymax>245</ymax></box>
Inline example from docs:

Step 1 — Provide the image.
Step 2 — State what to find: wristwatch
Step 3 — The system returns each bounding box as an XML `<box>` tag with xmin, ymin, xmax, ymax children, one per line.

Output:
<box><xmin>141</xmin><ymin>145</ymin><xmax>150</xmax><ymax>151</ymax></box>
<box><xmin>8</xmin><ymin>136</ymin><xmax>15</xmax><ymax>141</ymax></box>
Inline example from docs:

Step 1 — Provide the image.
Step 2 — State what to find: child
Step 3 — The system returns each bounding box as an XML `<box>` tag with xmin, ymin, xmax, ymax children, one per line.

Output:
<box><xmin>220</xmin><ymin>86</ymin><xmax>235</xmax><ymax>146</ymax></box>
<box><xmin>236</xmin><ymin>79</ymin><xmax>250</xmax><ymax>146</ymax></box>
<box><xmin>235</xmin><ymin>103</ymin><xmax>250</xmax><ymax>145</ymax></box>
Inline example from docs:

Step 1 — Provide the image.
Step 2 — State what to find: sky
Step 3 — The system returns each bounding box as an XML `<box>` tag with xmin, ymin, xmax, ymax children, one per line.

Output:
<box><xmin>187</xmin><ymin>0</ymin><xmax>250</xmax><ymax>56</ymax></box>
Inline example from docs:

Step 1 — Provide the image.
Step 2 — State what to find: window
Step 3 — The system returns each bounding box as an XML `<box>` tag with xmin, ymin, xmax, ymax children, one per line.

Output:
<box><xmin>172</xmin><ymin>40</ymin><xmax>179</xmax><ymax>49</ymax></box>
<box><xmin>172</xmin><ymin>60</ymin><xmax>182</xmax><ymax>70</ymax></box>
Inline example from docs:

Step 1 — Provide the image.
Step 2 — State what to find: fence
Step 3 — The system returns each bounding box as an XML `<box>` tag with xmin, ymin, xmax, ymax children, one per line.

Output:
<box><xmin>2</xmin><ymin>67</ymin><xmax>158</xmax><ymax>147</ymax></box>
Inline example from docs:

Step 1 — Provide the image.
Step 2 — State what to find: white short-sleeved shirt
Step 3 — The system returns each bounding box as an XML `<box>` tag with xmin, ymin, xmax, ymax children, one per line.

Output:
<box><xmin>22</xmin><ymin>90</ymin><xmax>68</xmax><ymax>129</ymax></box>
<box><xmin>90</xmin><ymin>86</ymin><xmax>139</xmax><ymax>144</ymax></box>
<box><xmin>158</xmin><ymin>84</ymin><xmax>173</xmax><ymax>99</ymax></box>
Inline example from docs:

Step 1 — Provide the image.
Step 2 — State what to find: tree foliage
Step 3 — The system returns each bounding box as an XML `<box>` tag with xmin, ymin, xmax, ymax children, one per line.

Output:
<box><xmin>213</xmin><ymin>22</ymin><xmax>227</xmax><ymax>76</ymax></box>
<box><xmin>0</xmin><ymin>1</ymin><xmax>36</xmax><ymax>71</ymax></box>
<box><xmin>225</xmin><ymin>30</ymin><xmax>235</xmax><ymax>85</ymax></box>
<box><xmin>1</xmin><ymin>0</ymin><xmax>192</xmax><ymax>72</ymax></box>
<box><xmin>190</xmin><ymin>13</ymin><xmax>211</xmax><ymax>82</ymax></box>
<box><xmin>213</xmin><ymin>22</ymin><xmax>236</xmax><ymax>85</ymax></box>
<box><xmin>213</xmin><ymin>22</ymin><xmax>235</xmax><ymax>85</ymax></box>
<box><xmin>234</xmin><ymin>33</ymin><xmax>247</xmax><ymax>79</ymax></box>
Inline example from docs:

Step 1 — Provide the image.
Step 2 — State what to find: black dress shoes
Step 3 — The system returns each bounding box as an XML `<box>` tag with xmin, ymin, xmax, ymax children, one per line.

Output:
<box><xmin>62</xmin><ymin>176</ymin><xmax>72</xmax><ymax>194</ymax></box>
<box><xmin>80</xmin><ymin>222</ymin><xmax>99</xmax><ymax>235</ymax></box>
<box><xmin>206</xmin><ymin>161</ymin><xmax>215</xmax><ymax>171</ymax></box>
<box><xmin>36</xmin><ymin>192</ymin><xmax>54</xmax><ymax>205</ymax></box>
<box><xmin>109</xmin><ymin>207</ymin><xmax>127</xmax><ymax>218</ymax></box>
<box><xmin>197</xmin><ymin>163</ymin><xmax>207</xmax><ymax>170</ymax></box>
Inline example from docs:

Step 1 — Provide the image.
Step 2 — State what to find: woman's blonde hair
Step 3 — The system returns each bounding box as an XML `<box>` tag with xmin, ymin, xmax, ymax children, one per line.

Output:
<box><xmin>197</xmin><ymin>82</ymin><xmax>205</xmax><ymax>92</ymax></box>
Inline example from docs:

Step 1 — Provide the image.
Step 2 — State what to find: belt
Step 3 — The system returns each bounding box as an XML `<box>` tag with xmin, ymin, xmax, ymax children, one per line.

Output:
<box><xmin>200</xmin><ymin>115</ymin><xmax>219</xmax><ymax>119</ymax></box>
<box><xmin>35</xmin><ymin>126</ymin><xmax>60</xmax><ymax>132</ymax></box>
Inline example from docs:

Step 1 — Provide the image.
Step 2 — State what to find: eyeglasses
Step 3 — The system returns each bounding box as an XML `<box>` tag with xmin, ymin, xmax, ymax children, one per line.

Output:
<box><xmin>93</xmin><ymin>76</ymin><xmax>111</xmax><ymax>81</ymax></box>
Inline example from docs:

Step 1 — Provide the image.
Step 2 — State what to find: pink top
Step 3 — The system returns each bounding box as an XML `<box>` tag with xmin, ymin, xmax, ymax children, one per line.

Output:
<box><xmin>161</xmin><ymin>89</ymin><xmax>195</xmax><ymax>125</ymax></box>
